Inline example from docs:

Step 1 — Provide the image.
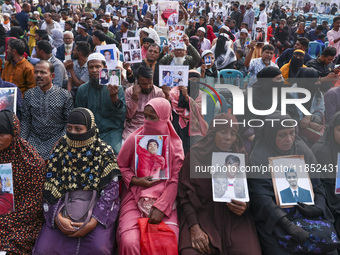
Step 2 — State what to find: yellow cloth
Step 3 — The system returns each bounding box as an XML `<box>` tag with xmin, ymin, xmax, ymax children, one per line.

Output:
<box><xmin>28</xmin><ymin>25</ymin><xmax>38</xmax><ymax>47</ymax></box>
<box><xmin>2</xmin><ymin>58</ymin><xmax>36</xmax><ymax>95</ymax></box>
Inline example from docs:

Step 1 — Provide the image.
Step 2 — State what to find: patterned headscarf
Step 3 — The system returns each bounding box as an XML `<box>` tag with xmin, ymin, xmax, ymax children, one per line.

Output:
<box><xmin>43</xmin><ymin>108</ymin><xmax>121</xmax><ymax>205</ymax></box>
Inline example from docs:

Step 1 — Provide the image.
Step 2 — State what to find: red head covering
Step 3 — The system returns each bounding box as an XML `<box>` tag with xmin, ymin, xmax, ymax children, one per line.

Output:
<box><xmin>206</xmin><ymin>25</ymin><xmax>217</xmax><ymax>44</ymax></box>
<box><xmin>117</xmin><ymin>98</ymin><xmax>184</xmax><ymax>217</ymax></box>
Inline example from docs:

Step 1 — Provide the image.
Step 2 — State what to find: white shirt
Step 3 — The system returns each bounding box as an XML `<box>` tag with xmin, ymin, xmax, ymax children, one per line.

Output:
<box><xmin>58</xmin><ymin>20</ymin><xmax>65</xmax><ymax>31</ymax></box>
<box><xmin>41</xmin><ymin>21</ymin><xmax>61</xmax><ymax>31</ymax></box>
<box><xmin>259</xmin><ymin>10</ymin><xmax>267</xmax><ymax>24</ymax></box>
<box><xmin>1</xmin><ymin>3</ymin><xmax>13</xmax><ymax>14</ymax></box>
<box><xmin>109</xmin><ymin>74</ymin><xmax>120</xmax><ymax>85</ymax></box>
<box><xmin>1</xmin><ymin>22</ymin><xmax>10</xmax><ymax>32</ymax></box>
<box><xmin>200</xmin><ymin>38</ymin><xmax>211</xmax><ymax>51</ymax></box>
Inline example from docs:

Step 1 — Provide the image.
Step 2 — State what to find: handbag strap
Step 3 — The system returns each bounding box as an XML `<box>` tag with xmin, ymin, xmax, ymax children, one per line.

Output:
<box><xmin>56</xmin><ymin>190</ymin><xmax>98</xmax><ymax>232</ymax></box>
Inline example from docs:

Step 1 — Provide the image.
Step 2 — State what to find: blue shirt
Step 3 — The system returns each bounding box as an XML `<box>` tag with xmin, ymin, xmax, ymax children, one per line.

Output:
<box><xmin>16</xmin><ymin>11</ymin><xmax>29</xmax><ymax>32</ymax></box>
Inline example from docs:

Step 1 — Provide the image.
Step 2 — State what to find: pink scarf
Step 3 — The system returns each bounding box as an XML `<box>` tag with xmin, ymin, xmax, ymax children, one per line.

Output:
<box><xmin>117</xmin><ymin>98</ymin><xmax>184</xmax><ymax>217</ymax></box>
<box><xmin>169</xmin><ymin>86</ymin><xmax>208</xmax><ymax>137</ymax></box>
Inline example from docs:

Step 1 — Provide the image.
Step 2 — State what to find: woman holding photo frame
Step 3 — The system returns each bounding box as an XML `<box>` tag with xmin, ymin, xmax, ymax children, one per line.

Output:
<box><xmin>177</xmin><ymin>113</ymin><xmax>261</xmax><ymax>255</ymax></box>
<box><xmin>249</xmin><ymin>111</ymin><xmax>339</xmax><ymax>254</ymax></box>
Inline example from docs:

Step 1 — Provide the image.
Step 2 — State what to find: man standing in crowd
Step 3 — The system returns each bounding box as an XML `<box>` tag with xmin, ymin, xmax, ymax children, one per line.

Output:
<box><xmin>20</xmin><ymin>60</ymin><xmax>73</xmax><ymax>160</ymax></box>
<box><xmin>16</xmin><ymin>3</ymin><xmax>30</xmax><ymax>32</ymax></box>
<box><xmin>229</xmin><ymin>3</ymin><xmax>242</xmax><ymax>29</ymax></box>
<box><xmin>75</xmin><ymin>53</ymin><xmax>126</xmax><ymax>154</ymax></box>
<box><xmin>2</xmin><ymin>39</ymin><xmax>35</xmax><ymax>95</ymax></box>
<box><xmin>123</xmin><ymin>65</ymin><xmax>164</xmax><ymax>140</ymax></box>
<box><xmin>242</xmin><ymin>2</ymin><xmax>255</xmax><ymax>32</ymax></box>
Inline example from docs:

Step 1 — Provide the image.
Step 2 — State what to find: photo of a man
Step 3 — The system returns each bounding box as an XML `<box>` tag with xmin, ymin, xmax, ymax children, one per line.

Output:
<box><xmin>213</xmin><ymin>155</ymin><xmax>246</xmax><ymax>201</ymax></box>
<box><xmin>109</xmin><ymin>70</ymin><xmax>120</xmax><ymax>86</ymax></box>
<box><xmin>280</xmin><ymin>168</ymin><xmax>312</xmax><ymax>203</ymax></box>
<box><xmin>162</xmin><ymin>71</ymin><xmax>173</xmax><ymax>87</ymax></box>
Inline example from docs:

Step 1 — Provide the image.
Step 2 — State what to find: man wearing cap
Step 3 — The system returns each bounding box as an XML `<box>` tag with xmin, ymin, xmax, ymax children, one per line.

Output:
<box><xmin>21</xmin><ymin>60</ymin><xmax>73</xmax><ymax>160</ymax></box>
<box><xmin>102</xmin><ymin>23</ymin><xmax>115</xmax><ymax>39</ymax></box>
<box><xmin>136</xmin><ymin>18</ymin><xmax>160</xmax><ymax>45</ymax></box>
<box><xmin>16</xmin><ymin>3</ymin><xmax>31</xmax><ymax>32</ymax></box>
<box><xmin>197</xmin><ymin>27</ymin><xmax>211</xmax><ymax>51</ymax></box>
<box><xmin>242</xmin><ymin>2</ymin><xmax>255</xmax><ymax>32</ymax></box>
<box><xmin>109</xmin><ymin>16</ymin><xmax>120</xmax><ymax>35</ymax></box>
<box><xmin>104</xmin><ymin>12</ymin><xmax>113</xmax><ymax>27</ymax></box>
<box><xmin>1</xmin><ymin>13</ymin><xmax>11</xmax><ymax>32</ymax></box>
<box><xmin>41</xmin><ymin>12</ymin><xmax>61</xmax><ymax>35</ymax></box>
<box><xmin>160</xmin><ymin>34</ymin><xmax>200</xmax><ymax>69</ymax></box>
<box><xmin>75</xmin><ymin>53</ymin><xmax>126</xmax><ymax>153</ymax></box>
<box><xmin>233</xmin><ymin>28</ymin><xmax>250</xmax><ymax>56</ymax></box>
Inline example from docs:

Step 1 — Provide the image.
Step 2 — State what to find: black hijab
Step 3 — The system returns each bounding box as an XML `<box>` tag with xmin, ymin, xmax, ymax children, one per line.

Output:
<box><xmin>214</xmin><ymin>34</ymin><xmax>228</xmax><ymax>59</ymax></box>
<box><xmin>288</xmin><ymin>50</ymin><xmax>305</xmax><ymax>79</ymax></box>
<box><xmin>296</xmin><ymin>67</ymin><xmax>320</xmax><ymax>111</ymax></box>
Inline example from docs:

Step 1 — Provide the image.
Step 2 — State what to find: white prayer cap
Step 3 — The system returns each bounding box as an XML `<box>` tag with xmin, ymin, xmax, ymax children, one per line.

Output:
<box><xmin>33</xmin><ymin>11</ymin><xmax>39</xmax><ymax>15</ymax></box>
<box><xmin>201</xmin><ymin>50</ymin><xmax>213</xmax><ymax>58</ymax></box>
<box><xmin>220</xmin><ymin>25</ymin><xmax>230</xmax><ymax>32</ymax></box>
<box><xmin>105</xmin><ymin>12</ymin><xmax>111</xmax><ymax>16</ymax></box>
<box><xmin>240</xmin><ymin>28</ymin><xmax>248</xmax><ymax>34</ymax></box>
<box><xmin>3</xmin><ymin>13</ymin><xmax>10</xmax><ymax>17</ymax></box>
<box><xmin>102</xmin><ymin>23</ymin><xmax>109</xmax><ymax>28</ymax></box>
<box><xmin>88</xmin><ymin>53</ymin><xmax>106</xmax><ymax>64</ymax></box>
<box><xmin>141</xmin><ymin>27</ymin><xmax>150</xmax><ymax>34</ymax></box>
<box><xmin>197</xmin><ymin>27</ymin><xmax>206</xmax><ymax>33</ymax></box>
<box><xmin>112</xmin><ymin>16</ymin><xmax>119</xmax><ymax>20</ymax></box>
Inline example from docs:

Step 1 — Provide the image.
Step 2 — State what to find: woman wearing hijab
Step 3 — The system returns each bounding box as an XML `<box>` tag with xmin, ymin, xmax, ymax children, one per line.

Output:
<box><xmin>211</xmin><ymin>33</ymin><xmax>237</xmax><ymax>71</ymax></box>
<box><xmin>194</xmin><ymin>16</ymin><xmax>207</xmax><ymax>37</ymax></box>
<box><xmin>177</xmin><ymin>113</ymin><xmax>262</xmax><ymax>255</ymax></box>
<box><xmin>249</xmin><ymin>112</ymin><xmax>338</xmax><ymax>255</ymax></box>
<box><xmin>280</xmin><ymin>49</ymin><xmax>307</xmax><ymax>84</ymax></box>
<box><xmin>206</xmin><ymin>25</ymin><xmax>216</xmax><ymax>44</ymax></box>
<box><xmin>293</xmin><ymin>68</ymin><xmax>325</xmax><ymax>146</ymax></box>
<box><xmin>312</xmin><ymin>112</ymin><xmax>340</xmax><ymax>236</ymax></box>
<box><xmin>116</xmin><ymin>98</ymin><xmax>184</xmax><ymax>254</ymax></box>
<box><xmin>51</xmin><ymin>28</ymin><xmax>64</xmax><ymax>49</ymax></box>
<box><xmin>169</xmin><ymin>70</ymin><xmax>208</xmax><ymax>154</ymax></box>
<box><xmin>33</xmin><ymin>108</ymin><xmax>121</xmax><ymax>254</ymax></box>
<box><xmin>0</xmin><ymin>110</ymin><xmax>45</xmax><ymax>254</ymax></box>
<box><xmin>189</xmin><ymin>36</ymin><xmax>201</xmax><ymax>55</ymax></box>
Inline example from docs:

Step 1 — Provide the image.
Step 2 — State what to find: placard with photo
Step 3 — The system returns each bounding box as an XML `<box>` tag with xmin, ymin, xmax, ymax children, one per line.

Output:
<box><xmin>269</xmin><ymin>155</ymin><xmax>314</xmax><ymax>208</ymax></box>
<box><xmin>211</xmin><ymin>152</ymin><xmax>249</xmax><ymax>202</ymax></box>
<box><xmin>0</xmin><ymin>163</ymin><xmax>15</xmax><ymax>215</ymax></box>
<box><xmin>158</xmin><ymin>1</ymin><xmax>179</xmax><ymax>28</ymax></box>
<box><xmin>253</xmin><ymin>24</ymin><xmax>267</xmax><ymax>43</ymax></box>
<box><xmin>96</xmin><ymin>44</ymin><xmax>118</xmax><ymax>70</ymax></box>
<box><xmin>0</xmin><ymin>87</ymin><xmax>17</xmax><ymax>114</ymax></box>
<box><xmin>121</xmin><ymin>37</ymin><xmax>142</xmax><ymax>63</ymax></box>
<box><xmin>168</xmin><ymin>25</ymin><xmax>186</xmax><ymax>51</ymax></box>
<box><xmin>135</xmin><ymin>135</ymin><xmax>169</xmax><ymax>180</ymax></box>
<box><xmin>99</xmin><ymin>68</ymin><xmax>121</xmax><ymax>86</ymax></box>
<box><xmin>159</xmin><ymin>65</ymin><xmax>189</xmax><ymax>87</ymax></box>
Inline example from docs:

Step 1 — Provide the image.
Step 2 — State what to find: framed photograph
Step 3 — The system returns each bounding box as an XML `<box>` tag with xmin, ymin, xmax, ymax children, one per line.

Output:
<box><xmin>0</xmin><ymin>87</ymin><xmax>17</xmax><ymax>114</ymax></box>
<box><xmin>135</xmin><ymin>135</ymin><xmax>169</xmax><ymax>180</ymax></box>
<box><xmin>99</xmin><ymin>68</ymin><xmax>121</xmax><ymax>86</ymax></box>
<box><xmin>253</xmin><ymin>24</ymin><xmax>267</xmax><ymax>43</ymax></box>
<box><xmin>159</xmin><ymin>65</ymin><xmax>189</xmax><ymax>87</ymax></box>
<box><xmin>96</xmin><ymin>44</ymin><xmax>118</xmax><ymax>70</ymax></box>
<box><xmin>0</xmin><ymin>163</ymin><xmax>14</xmax><ymax>214</ymax></box>
<box><xmin>121</xmin><ymin>37</ymin><xmax>142</xmax><ymax>64</ymax></box>
<box><xmin>158</xmin><ymin>1</ymin><xmax>179</xmax><ymax>28</ymax></box>
<box><xmin>168</xmin><ymin>25</ymin><xmax>186</xmax><ymax>51</ymax></box>
<box><xmin>335</xmin><ymin>153</ymin><xmax>340</xmax><ymax>194</ymax></box>
<box><xmin>211</xmin><ymin>152</ymin><xmax>249</xmax><ymax>202</ymax></box>
<box><xmin>204</xmin><ymin>56</ymin><xmax>212</xmax><ymax>65</ymax></box>
<box><xmin>121</xmin><ymin>7</ymin><xmax>127</xmax><ymax>16</ymax></box>
<box><xmin>269</xmin><ymin>155</ymin><xmax>314</xmax><ymax>208</ymax></box>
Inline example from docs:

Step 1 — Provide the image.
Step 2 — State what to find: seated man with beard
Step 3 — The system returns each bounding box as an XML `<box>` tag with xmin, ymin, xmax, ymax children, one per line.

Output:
<box><xmin>159</xmin><ymin>34</ymin><xmax>200</xmax><ymax>69</ymax></box>
<box><xmin>122</xmin><ymin>65</ymin><xmax>164</xmax><ymax>141</ymax></box>
<box><xmin>75</xmin><ymin>53</ymin><xmax>126</xmax><ymax>154</ymax></box>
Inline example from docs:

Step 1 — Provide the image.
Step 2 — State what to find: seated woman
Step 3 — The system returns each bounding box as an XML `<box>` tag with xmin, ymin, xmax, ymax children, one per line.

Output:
<box><xmin>312</xmin><ymin>112</ymin><xmax>340</xmax><ymax>236</ymax></box>
<box><xmin>249</xmin><ymin>111</ymin><xmax>338</xmax><ymax>255</ymax></box>
<box><xmin>211</xmin><ymin>33</ymin><xmax>237</xmax><ymax>71</ymax></box>
<box><xmin>177</xmin><ymin>113</ymin><xmax>262</xmax><ymax>255</ymax></box>
<box><xmin>280</xmin><ymin>49</ymin><xmax>306</xmax><ymax>85</ymax></box>
<box><xmin>0</xmin><ymin>110</ymin><xmax>45</xmax><ymax>254</ymax></box>
<box><xmin>293</xmin><ymin>68</ymin><xmax>325</xmax><ymax>146</ymax></box>
<box><xmin>116</xmin><ymin>98</ymin><xmax>184</xmax><ymax>254</ymax></box>
<box><xmin>33</xmin><ymin>108</ymin><xmax>120</xmax><ymax>255</ymax></box>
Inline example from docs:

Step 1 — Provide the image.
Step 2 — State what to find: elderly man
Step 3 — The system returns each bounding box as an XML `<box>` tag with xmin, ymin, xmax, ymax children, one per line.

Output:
<box><xmin>56</xmin><ymin>31</ymin><xmax>74</xmax><ymax>62</ymax></box>
<box><xmin>159</xmin><ymin>34</ymin><xmax>200</xmax><ymax>69</ymax></box>
<box><xmin>75</xmin><ymin>53</ymin><xmax>126</xmax><ymax>153</ymax></box>
<box><xmin>2</xmin><ymin>39</ymin><xmax>35</xmax><ymax>95</ymax></box>
<box><xmin>20</xmin><ymin>60</ymin><xmax>73</xmax><ymax>160</ymax></box>
<box><xmin>35</xmin><ymin>40</ymin><xmax>67</xmax><ymax>88</ymax></box>
<box><xmin>123</xmin><ymin>65</ymin><xmax>164</xmax><ymax>140</ymax></box>
<box><xmin>244</xmin><ymin>42</ymin><xmax>278</xmax><ymax>87</ymax></box>
<box><xmin>41</xmin><ymin>12</ymin><xmax>61</xmax><ymax>35</ymax></box>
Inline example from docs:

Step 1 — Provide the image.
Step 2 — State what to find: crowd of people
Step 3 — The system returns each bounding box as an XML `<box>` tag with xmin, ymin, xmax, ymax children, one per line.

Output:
<box><xmin>2</xmin><ymin>0</ymin><xmax>340</xmax><ymax>254</ymax></box>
